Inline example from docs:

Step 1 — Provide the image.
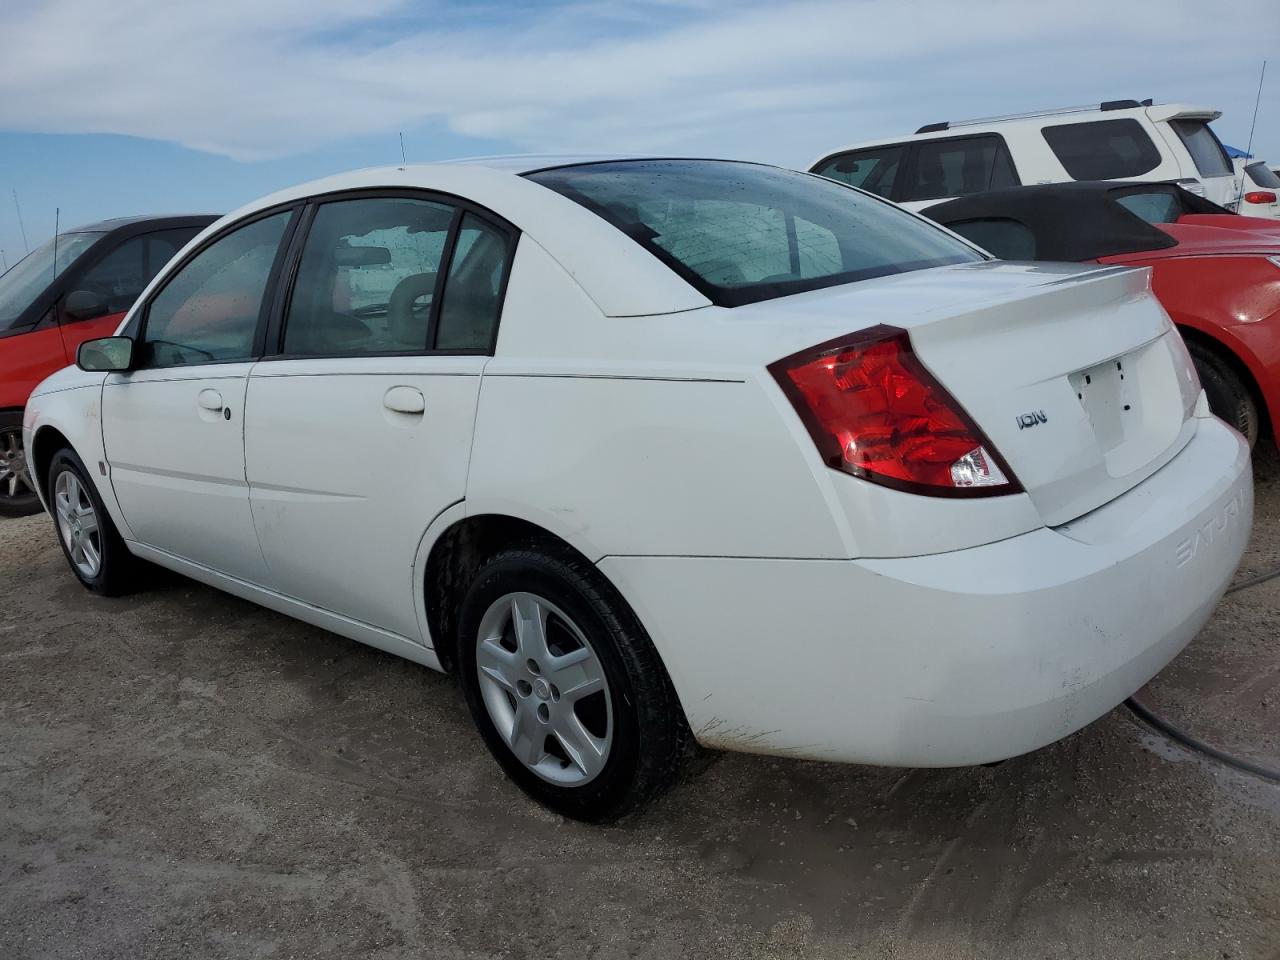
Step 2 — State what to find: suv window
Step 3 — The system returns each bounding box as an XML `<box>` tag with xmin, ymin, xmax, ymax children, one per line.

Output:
<box><xmin>283</xmin><ymin>197</ymin><xmax>456</xmax><ymax>356</ymax></box>
<box><xmin>1042</xmin><ymin>119</ymin><xmax>1162</xmax><ymax>180</ymax></box>
<box><xmin>944</xmin><ymin>219</ymin><xmax>1036</xmax><ymax>259</ymax></box>
<box><xmin>1170</xmin><ymin>120</ymin><xmax>1231</xmax><ymax>178</ymax></box>
<box><xmin>140</xmin><ymin>212</ymin><xmax>291</xmax><ymax>368</ymax></box>
<box><xmin>903</xmin><ymin>136</ymin><xmax>1018</xmax><ymax>202</ymax></box>
<box><xmin>811</xmin><ymin>145</ymin><xmax>904</xmax><ymax>198</ymax></box>
<box><xmin>434</xmin><ymin>212</ymin><xmax>512</xmax><ymax>352</ymax></box>
<box><xmin>528</xmin><ymin>159</ymin><xmax>982</xmax><ymax>307</ymax></box>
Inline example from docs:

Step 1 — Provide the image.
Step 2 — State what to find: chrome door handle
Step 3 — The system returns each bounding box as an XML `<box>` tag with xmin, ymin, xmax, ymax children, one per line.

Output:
<box><xmin>383</xmin><ymin>386</ymin><xmax>425</xmax><ymax>415</ymax></box>
<box><xmin>197</xmin><ymin>389</ymin><xmax>224</xmax><ymax>411</ymax></box>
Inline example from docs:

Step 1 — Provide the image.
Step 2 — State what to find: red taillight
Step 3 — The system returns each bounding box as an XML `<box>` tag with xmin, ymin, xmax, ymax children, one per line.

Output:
<box><xmin>769</xmin><ymin>325</ymin><xmax>1021</xmax><ymax>498</ymax></box>
<box><xmin>1245</xmin><ymin>191</ymin><xmax>1277</xmax><ymax>205</ymax></box>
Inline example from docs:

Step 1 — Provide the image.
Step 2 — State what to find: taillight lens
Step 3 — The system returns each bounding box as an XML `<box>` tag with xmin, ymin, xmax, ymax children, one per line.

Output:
<box><xmin>1245</xmin><ymin>191</ymin><xmax>1277</xmax><ymax>205</ymax></box>
<box><xmin>769</xmin><ymin>325</ymin><xmax>1021</xmax><ymax>498</ymax></box>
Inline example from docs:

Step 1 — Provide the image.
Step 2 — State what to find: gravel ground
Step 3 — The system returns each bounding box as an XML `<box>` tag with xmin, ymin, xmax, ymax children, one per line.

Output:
<box><xmin>1</xmin><ymin>463</ymin><xmax>1278</xmax><ymax>959</ymax></box>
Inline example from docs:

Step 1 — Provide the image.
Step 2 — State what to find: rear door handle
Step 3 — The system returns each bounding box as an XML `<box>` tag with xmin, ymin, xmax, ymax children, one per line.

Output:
<box><xmin>383</xmin><ymin>386</ymin><xmax>425</xmax><ymax>415</ymax></box>
<box><xmin>197</xmin><ymin>389</ymin><xmax>224</xmax><ymax>411</ymax></box>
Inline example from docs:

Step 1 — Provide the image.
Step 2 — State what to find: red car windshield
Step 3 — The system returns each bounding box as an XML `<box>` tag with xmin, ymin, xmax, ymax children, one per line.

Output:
<box><xmin>0</xmin><ymin>231</ymin><xmax>104</xmax><ymax>328</ymax></box>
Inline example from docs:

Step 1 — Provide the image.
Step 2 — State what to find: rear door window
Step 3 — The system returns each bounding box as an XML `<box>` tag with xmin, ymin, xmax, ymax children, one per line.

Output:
<box><xmin>1169</xmin><ymin>120</ymin><xmax>1232</xmax><ymax>178</ymax></box>
<box><xmin>1041</xmin><ymin>119</ymin><xmax>1162</xmax><ymax>180</ymax></box>
<box><xmin>811</xmin><ymin>145</ymin><xmax>904</xmax><ymax>199</ymax></box>
<box><xmin>902</xmin><ymin>136</ymin><xmax>1019</xmax><ymax>203</ymax></box>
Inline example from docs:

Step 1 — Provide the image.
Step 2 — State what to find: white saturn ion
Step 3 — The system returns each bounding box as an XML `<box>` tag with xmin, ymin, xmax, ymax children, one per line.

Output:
<box><xmin>24</xmin><ymin>158</ymin><xmax>1251</xmax><ymax>821</ymax></box>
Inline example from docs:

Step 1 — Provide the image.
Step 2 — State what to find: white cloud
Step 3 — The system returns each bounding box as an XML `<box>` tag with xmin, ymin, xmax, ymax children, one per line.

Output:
<box><xmin>0</xmin><ymin>0</ymin><xmax>1276</xmax><ymax>165</ymax></box>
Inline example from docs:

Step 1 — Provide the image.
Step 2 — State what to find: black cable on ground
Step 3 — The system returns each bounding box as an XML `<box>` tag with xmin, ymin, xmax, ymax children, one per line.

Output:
<box><xmin>1123</xmin><ymin>563</ymin><xmax>1280</xmax><ymax>785</ymax></box>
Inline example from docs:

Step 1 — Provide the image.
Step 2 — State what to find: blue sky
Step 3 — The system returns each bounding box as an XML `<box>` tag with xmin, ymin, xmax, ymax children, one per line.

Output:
<box><xmin>0</xmin><ymin>0</ymin><xmax>1277</xmax><ymax>265</ymax></box>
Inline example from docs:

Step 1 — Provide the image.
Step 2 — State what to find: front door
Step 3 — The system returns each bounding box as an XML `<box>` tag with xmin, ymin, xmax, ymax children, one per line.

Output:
<box><xmin>102</xmin><ymin>210</ymin><xmax>296</xmax><ymax>582</ymax></box>
<box><xmin>245</xmin><ymin>195</ymin><xmax>515</xmax><ymax>639</ymax></box>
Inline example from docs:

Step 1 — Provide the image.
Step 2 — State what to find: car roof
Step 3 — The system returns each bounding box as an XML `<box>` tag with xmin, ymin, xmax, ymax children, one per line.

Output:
<box><xmin>920</xmin><ymin>182</ymin><xmax>1213</xmax><ymax>261</ymax></box>
<box><xmin>64</xmin><ymin>214</ymin><xmax>220</xmax><ymax>235</ymax></box>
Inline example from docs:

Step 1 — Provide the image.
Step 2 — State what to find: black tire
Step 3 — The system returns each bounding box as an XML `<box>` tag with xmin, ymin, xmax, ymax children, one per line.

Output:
<box><xmin>1187</xmin><ymin>340</ymin><xmax>1260</xmax><ymax>448</ymax></box>
<box><xmin>47</xmin><ymin>448</ymin><xmax>137</xmax><ymax>596</ymax></box>
<box><xmin>0</xmin><ymin>411</ymin><xmax>41</xmax><ymax>518</ymax></box>
<box><xmin>457</xmin><ymin>541</ymin><xmax>689</xmax><ymax>822</ymax></box>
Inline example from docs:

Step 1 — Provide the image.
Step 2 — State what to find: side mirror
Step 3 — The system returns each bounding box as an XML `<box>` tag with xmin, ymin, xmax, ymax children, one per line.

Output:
<box><xmin>63</xmin><ymin>289</ymin><xmax>110</xmax><ymax>322</ymax></box>
<box><xmin>77</xmin><ymin>336</ymin><xmax>134</xmax><ymax>373</ymax></box>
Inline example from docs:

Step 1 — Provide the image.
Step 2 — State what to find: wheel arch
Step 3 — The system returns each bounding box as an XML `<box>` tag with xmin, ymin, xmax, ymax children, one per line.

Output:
<box><xmin>29</xmin><ymin>424</ymin><xmax>73</xmax><ymax>502</ymax></box>
<box><xmin>1175</xmin><ymin>323</ymin><xmax>1274</xmax><ymax>445</ymax></box>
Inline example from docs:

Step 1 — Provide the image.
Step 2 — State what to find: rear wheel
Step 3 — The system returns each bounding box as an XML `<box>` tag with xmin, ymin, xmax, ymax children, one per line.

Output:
<box><xmin>1187</xmin><ymin>340</ymin><xmax>1260</xmax><ymax>448</ymax></box>
<box><xmin>0</xmin><ymin>412</ymin><xmax>40</xmax><ymax>517</ymax></box>
<box><xmin>48</xmin><ymin>448</ymin><xmax>137</xmax><ymax>595</ymax></box>
<box><xmin>457</xmin><ymin>542</ymin><xmax>688</xmax><ymax>822</ymax></box>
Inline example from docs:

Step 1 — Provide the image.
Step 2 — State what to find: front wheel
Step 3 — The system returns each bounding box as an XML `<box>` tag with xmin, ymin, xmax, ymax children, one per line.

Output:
<box><xmin>457</xmin><ymin>542</ymin><xmax>689</xmax><ymax>822</ymax></box>
<box><xmin>48</xmin><ymin>448</ymin><xmax>137</xmax><ymax>595</ymax></box>
<box><xmin>0</xmin><ymin>412</ymin><xmax>40</xmax><ymax>517</ymax></box>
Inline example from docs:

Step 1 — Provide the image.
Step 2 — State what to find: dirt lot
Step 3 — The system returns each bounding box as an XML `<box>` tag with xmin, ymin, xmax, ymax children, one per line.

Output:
<box><xmin>2</xmin><ymin>465</ymin><xmax>1278</xmax><ymax>960</ymax></box>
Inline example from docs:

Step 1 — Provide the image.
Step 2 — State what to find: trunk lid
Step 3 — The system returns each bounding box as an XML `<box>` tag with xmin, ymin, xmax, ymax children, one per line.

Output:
<box><xmin>737</xmin><ymin>260</ymin><xmax>1201</xmax><ymax>528</ymax></box>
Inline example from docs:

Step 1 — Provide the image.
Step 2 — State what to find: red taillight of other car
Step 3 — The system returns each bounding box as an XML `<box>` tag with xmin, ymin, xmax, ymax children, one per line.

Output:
<box><xmin>769</xmin><ymin>325</ymin><xmax>1021</xmax><ymax>498</ymax></box>
<box><xmin>1245</xmin><ymin>191</ymin><xmax>1277</xmax><ymax>205</ymax></box>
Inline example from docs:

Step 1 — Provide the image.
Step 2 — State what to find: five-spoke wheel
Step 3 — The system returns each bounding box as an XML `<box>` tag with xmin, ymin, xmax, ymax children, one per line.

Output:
<box><xmin>54</xmin><ymin>470</ymin><xmax>103</xmax><ymax>579</ymax></box>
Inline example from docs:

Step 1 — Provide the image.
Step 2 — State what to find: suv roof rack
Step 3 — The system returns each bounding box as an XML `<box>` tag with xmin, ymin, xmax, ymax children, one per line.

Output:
<box><xmin>914</xmin><ymin>99</ymin><xmax>1154</xmax><ymax>135</ymax></box>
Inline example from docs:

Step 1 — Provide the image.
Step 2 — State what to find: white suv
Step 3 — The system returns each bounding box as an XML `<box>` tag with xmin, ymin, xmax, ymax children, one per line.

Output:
<box><xmin>813</xmin><ymin>99</ymin><xmax>1241</xmax><ymax>212</ymax></box>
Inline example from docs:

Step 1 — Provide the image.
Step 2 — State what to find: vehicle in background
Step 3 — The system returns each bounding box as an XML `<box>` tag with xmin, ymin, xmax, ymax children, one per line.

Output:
<box><xmin>925</xmin><ymin>182</ymin><xmax>1280</xmax><ymax>448</ymax></box>
<box><xmin>812</xmin><ymin>99</ymin><xmax>1240</xmax><ymax>211</ymax></box>
<box><xmin>23</xmin><ymin>158</ymin><xmax>1249</xmax><ymax>821</ymax></box>
<box><xmin>0</xmin><ymin>215</ymin><xmax>216</xmax><ymax>515</ymax></box>
<box><xmin>1233</xmin><ymin>159</ymin><xmax>1280</xmax><ymax>219</ymax></box>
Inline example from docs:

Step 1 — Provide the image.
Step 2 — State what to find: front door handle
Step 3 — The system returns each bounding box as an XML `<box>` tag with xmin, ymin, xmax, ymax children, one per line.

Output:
<box><xmin>383</xmin><ymin>386</ymin><xmax>425</xmax><ymax>415</ymax></box>
<box><xmin>197</xmin><ymin>389</ymin><xmax>224</xmax><ymax>411</ymax></box>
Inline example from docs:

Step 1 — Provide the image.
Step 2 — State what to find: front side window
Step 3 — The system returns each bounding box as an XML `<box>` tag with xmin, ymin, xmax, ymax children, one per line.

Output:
<box><xmin>1042</xmin><ymin>119</ymin><xmax>1162</xmax><ymax>180</ymax></box>
<box><xmin>943</xmin><ymin>218</ymin><xmax>1037</xmax><ymax>260</ymax></box>
<box><xmin>140</xmin><ymin>212</ymin><xmax>291</xmax><ymax>368</ymax></box>
<box><xmin>811</xmin><ymin>146</ymin><xmax>904</xmax><ymax>199</ymax></box>
<box><xmin>528</xmin><ymin>160</ymin><xmax>982</xmax><ymax>307</ymax></box>
<box><xmin>903</xmin><ymin>136</ymin><xmax>1019</xmax><ymax>202</ymax></box>
<box><xmin>0</xmin><ymin>232</ymin><xmax>103</xmax><ymax>328</ymax></box>
<box><xmin>282</xmin><ymin>197</ymin><xmax>455</xmax><ymax>356</ymax></box>
<box><xmin>71</xmin><ymin>236</ymin><xmax>147</xmax><ymax>319</ymax></box>
<box><xmin>1170</xmin><ymin>120</ymin><xmax>1232</xmax><ymax>178</ymax></box>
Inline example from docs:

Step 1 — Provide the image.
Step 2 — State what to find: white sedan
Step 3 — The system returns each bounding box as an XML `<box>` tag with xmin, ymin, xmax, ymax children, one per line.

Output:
<box><xmin>24</xmin><ymin>157</ymin><xmax>1251</xmax><ymax>821</ymax></box>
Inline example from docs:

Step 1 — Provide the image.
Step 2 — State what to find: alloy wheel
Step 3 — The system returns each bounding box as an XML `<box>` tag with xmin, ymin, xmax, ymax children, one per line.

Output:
<box><xmin>475</xmin><ymin>591</ymin><xmax>613</xmax><ymax>786</ymax></box>
<box><xmin>54</xmin><ymin>470</ymin><xmax>102</xmax><ymax>579</ymax></box>
<box><xmin>0</xmin><ymin>427</ymin><xmax>34</xmax><ymax>503</ymax></box>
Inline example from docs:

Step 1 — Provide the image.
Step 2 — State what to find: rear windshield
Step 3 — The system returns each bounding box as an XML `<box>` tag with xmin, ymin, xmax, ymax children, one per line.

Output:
<box><xmin>1245</xmin><ymin>161</ymin><xmax>1280</xmax><ymax>189</ymax></box>
<box><xmin>527</xmin><ymin>159</ymin><xmax>982</xmax><ymax>307</ymax></box>
<box><xmin>1170</xmin><ymin>119</ymin><xmax>1232</xmax><ymax>178</ymax></box>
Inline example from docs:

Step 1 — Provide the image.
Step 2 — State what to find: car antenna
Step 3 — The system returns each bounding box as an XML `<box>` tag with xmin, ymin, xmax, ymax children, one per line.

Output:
<box><xmin>52</xmin><ymin>208</ymin><xmax>60</xmax><ymax>279</ymax></box>
<box><xmin>1237</xmin><ymin>59</ymin><xmax>1268</xmax><ymax>210</ymax></box>
<box><xmin>399</xmin><ymin>131</ymin><xmax>407</xmax><ymax>165</ymax></box>
<box><xmin>12</xmin><ymin>190</ymin><xmax>29</xmax><ymax>254</ymax></box>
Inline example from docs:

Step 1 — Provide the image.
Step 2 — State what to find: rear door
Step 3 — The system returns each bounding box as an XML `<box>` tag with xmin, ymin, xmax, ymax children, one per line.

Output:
<box><xmin>897</xmin><ymin>135</ymin><xmax>1020</xmax><ymax>211</ymax></box>
<box><xmin>244</xmin><ymin>192</ymin><xmax>515</xmax><ymax>640</ymax></box>
<box><xmin>102</xmin><ymin>209</ymin><xmax>298</xmax><ymax>581</ymax></box>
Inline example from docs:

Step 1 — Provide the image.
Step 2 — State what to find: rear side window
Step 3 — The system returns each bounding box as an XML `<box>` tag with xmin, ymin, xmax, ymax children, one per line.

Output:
<box><xmin>282</xmin><ymin>197</ymin><xmax>455</xmax><ymax>357</ymax></box>
<box><xmin>1114</xmin><ymin>190</ymin><xmax>1182</xmax><ymax>224</ymax></box>
<box><xmin>1170</xmin><ymin>120</ymin><xmax>1232</xmax><ymax>178</ymax></box>
<box><xmin>528</xmin><ymin>159</ymin><xmax>982</xmax><ymax>307</ymax></box>
<box><xmin>944</xmin><ymin>219</ymin><xmax>1036</xmax><ymax>260</ymax></box>
<box><xmin>1245</xmin><ymin>161</ymin><xmax>1280</xmax><ymax>189</ymax></box>
<box><xmin>811</xmin><ymin>145</ymin><xmax>904</xmax><ymax>198</ymax></box>
<box><xmin>434</xmin><ymin>213</ymin><xmax>512</xmax><ymax>352</ymax></box>
<box><xmin>1042</xmin><ymin>119</ymin><xmax>1162</xmax><ymax>180</ymax></box>
<box><xmin>903</xmin><ymin>136</ymin><xmax>1019</xmax><ymax>202</ymax></box>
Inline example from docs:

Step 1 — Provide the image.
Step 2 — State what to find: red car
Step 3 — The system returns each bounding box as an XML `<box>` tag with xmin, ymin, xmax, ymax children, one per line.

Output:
<box><xmin>925</xmin><ymin>183</ymin><xmax>1280</xmax><ymax>449</ymax></box>
<box><xmin>0</xmin><ymin>215</ymin><xmax>216</xmax><ymax>515</ymax></box>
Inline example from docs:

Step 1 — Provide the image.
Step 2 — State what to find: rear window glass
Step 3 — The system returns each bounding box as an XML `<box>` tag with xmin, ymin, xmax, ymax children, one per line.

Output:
<box><xmin>1245</xmin><ymin>161</ymin><xmax>1280</xmax><ymax>189</ymax></box>
<box><xmin>811</xmin><ymin>145</ymin><xmax>904</xmax><ymax>198</ymax></box>
<box><xmin>1170</xmin><ymin>120</ymin><xmax>1232</xmax><ymax>178</ymax></box>
<box><xmin>527</xmin><ymin>160</ymin><xmax>982</xmax><ymax>307</ymax></box>
<box><xmin>1113</xmin><ymin>190</ymin><xmax>1183</xmax><ymax>224</ymax></box>
<box><xmin>1042</xmin><ymin>119</ymin><xmax>1162</xmax><ymax>180</ymax></box>
<box><xmin>903</xmin><ymin>136</ymin><xmax>1019</xmax><ymax>202</ymax></box>
<box><xmin>944</xmin><ymin>219</ymin><xmax>1036</xmax><ymax>259</ymax></box>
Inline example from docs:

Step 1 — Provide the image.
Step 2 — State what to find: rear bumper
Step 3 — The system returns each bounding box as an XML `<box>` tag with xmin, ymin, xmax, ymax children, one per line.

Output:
<box><xmin>600</xmin><ymin>417</ymin><xmax>1251</xmax><ymax>766</ymax></box>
